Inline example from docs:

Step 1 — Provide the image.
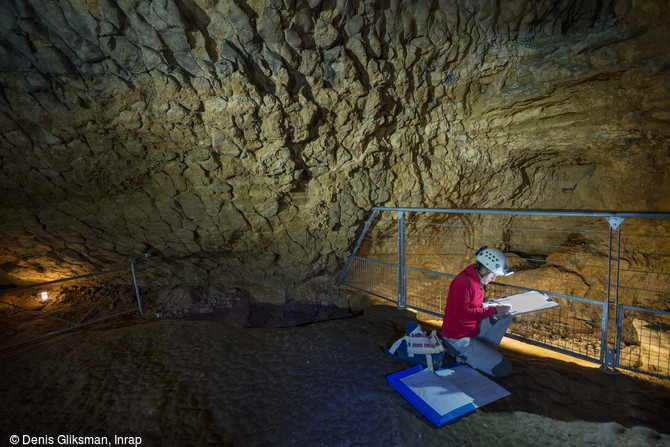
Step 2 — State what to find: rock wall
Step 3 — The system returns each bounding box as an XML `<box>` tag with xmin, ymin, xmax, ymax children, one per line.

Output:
<box><xmin>0</xmin><ymin>0</ymin><xmax>668</xmax><ymax>305</ymax></box>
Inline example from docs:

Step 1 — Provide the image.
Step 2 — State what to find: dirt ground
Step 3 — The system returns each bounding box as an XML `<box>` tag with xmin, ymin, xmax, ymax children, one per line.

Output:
<box><xmin>1</xmin><ymin>304</ymin><xmax>669</xmax><ymax>447</ymax></box>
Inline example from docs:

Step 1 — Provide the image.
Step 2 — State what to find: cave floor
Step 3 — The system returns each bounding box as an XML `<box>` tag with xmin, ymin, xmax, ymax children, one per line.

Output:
<box><xmin>1</xmin><ymin>305</ymin><xmax>669</xmax><ymax>447</ymax></box>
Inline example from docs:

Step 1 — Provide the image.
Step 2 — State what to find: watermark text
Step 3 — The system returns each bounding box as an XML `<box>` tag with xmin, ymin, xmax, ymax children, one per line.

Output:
<box><xmin>8</xmin><ymin>434</ymin><xmax>142</xmax><ymax>446</ymax></box>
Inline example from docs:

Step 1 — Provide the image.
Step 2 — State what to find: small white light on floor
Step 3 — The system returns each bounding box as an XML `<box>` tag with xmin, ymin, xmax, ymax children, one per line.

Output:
<box><xmin>40</xmin><ymin>291</ymin><xmax>49</xmax><ymax>302</ymax></box>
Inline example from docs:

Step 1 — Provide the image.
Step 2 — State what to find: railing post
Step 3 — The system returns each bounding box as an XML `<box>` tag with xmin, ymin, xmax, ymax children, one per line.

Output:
<box><xmin>615</xmin><ymin>304</ymin><xmax>625</xmax><ymax>370</ymax></box>
<box><xmin>397</xmin><ymin>211</ymin><xmax>406</xmax><ymax>309</ymax></box>
<box><xmin>602</xmin><ymin>216</ymin><xmax>624</xmax><ymax>373</ymax></box>
<box><xmin>131</xmin><ymin>252</ymin><xmax>151</xmax><ymax>317</ymax></box>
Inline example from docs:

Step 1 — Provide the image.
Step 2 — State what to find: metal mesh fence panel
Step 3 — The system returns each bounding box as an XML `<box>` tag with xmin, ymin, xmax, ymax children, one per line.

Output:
<box><xmin>405</xmin><ymin>268</ymin><xmax>452</xmax><ymax>318</ymax></box>
<box><xmin>488</xmin><ymin>283</ymin><xmax>605</xmax><ymax>362</ymax></box>
<box><xmin>340</xmin><ymin>257</ymin><xmax>397</xmax><ymax>304</ymax></box>
<box><xmin>618</xmin><ymin>307</ymin><xmax>670</xmax><ymax>379</ymax></box>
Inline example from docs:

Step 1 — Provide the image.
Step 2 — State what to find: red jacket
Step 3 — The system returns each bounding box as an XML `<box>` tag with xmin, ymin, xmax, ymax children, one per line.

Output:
<box><xmin>441</xmin><ymin>265</ymin><xmax>497</xmax><ymax>339</ymax></box>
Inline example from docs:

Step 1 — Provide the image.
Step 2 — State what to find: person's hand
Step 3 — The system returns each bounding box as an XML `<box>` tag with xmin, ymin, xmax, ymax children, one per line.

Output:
<box><xmin>494</xmin><ymin>304</ymin><xmax>512</xmax><ymax>316</ymax></box>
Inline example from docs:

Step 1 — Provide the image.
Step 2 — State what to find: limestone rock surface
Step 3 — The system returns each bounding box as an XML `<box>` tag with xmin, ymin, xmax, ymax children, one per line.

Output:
<box><xmin>0</xmin><ymin>0</ymin><xmax>668</xmax><ymax>307</ymax></box>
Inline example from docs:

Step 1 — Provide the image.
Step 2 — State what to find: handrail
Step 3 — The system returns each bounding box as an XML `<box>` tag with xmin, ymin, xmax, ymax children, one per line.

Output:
<box><xmin>371</xmin><ymin>207</ymin><xmax>670</xmax><ymax>219</ymax></box>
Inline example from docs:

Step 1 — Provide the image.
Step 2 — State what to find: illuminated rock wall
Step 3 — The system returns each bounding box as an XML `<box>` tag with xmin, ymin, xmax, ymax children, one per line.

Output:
<box><xmin>0</xmin><ymin>0</ymin><xmax>668</xmax><ymax>305</ymax></box>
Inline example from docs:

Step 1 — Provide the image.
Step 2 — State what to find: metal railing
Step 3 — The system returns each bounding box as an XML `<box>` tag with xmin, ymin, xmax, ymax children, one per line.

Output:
<box><xmin>336</xmin><ymin>208</ymin><xmax>670</xmax><ymax>379</ymax></box>
<box><xmin>0</xmin><ymin>254</ymin><xmax>150</xmax><ymax>350</ymax></box>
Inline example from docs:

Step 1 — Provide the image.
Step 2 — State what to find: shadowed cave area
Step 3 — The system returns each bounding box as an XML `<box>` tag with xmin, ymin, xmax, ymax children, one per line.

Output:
<box><xmin>0</xmin><ymin>0</ymin><xmax>669</xmax><ymax>446</ymax></box>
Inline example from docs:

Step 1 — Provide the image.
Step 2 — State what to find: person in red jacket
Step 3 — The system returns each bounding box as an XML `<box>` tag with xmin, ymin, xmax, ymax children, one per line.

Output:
<box><xmin>441</xmin><ymin>246</ymin><xmax>514</xmax><ymax>377</ymax></box>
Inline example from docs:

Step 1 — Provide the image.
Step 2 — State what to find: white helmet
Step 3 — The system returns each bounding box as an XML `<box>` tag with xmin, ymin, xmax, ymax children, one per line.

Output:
<box><xmin>475</xmin><ymin>246</ymin><xmax>513</xmax><ymax>276</ymax></box>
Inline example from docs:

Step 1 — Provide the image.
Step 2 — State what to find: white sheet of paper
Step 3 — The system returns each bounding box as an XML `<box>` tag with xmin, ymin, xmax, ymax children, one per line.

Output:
<box><xmin>435</xmin><ymin>366</ymin><xmax>511</xmax><ymax>407</ymax></box>
<box><xmin>485</xmin><ymin>291</ymin><xmax>559</xmax><ymax>315</ymax></box>
<box><xmin>399</xmin><ymin>368</ymin><xmax>474</xmax><ymax>416</ymax></box>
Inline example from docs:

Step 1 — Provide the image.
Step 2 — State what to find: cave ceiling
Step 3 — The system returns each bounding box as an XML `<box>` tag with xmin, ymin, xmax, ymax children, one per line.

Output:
<box><xmin>0</xmin><ymin>0</ymin><xmax>668</xmax><ymax>301</ymax></box>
